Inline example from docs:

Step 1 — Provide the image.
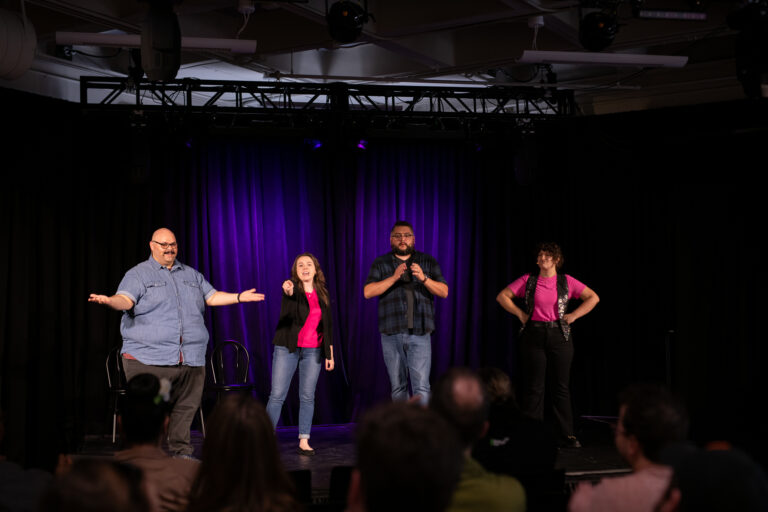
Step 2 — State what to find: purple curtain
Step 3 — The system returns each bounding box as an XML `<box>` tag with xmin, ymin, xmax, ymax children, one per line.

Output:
<box><xmin>172</xmin><ymin>137</ymin><xmax>485</xmax><ymax>424</ymax></box>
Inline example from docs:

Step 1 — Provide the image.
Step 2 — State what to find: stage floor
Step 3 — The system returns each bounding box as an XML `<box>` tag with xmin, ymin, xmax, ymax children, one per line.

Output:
<box><xmin>80</xmin><ymin>415</ymin><xmax>629</xmax><ymax>503</ymax></box>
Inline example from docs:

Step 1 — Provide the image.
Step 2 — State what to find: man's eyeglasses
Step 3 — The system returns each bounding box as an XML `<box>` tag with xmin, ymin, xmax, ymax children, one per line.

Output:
<box><xmin>152</xmin><ymin>241</ymin><xmax>178</xmax><ymax>249</ymax></box>
<box><xmin>391</xmin><ymin>233</ymin><xmax>414</xmax><ymax>240</ymax></box>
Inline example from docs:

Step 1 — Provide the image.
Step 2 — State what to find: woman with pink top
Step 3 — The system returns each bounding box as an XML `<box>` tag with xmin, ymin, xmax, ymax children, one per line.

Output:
<box><xmin>496</xmin><ymin>243</ymin><xmax>599</xmax><ymax>449</ymax></box>
<box><xmin>267</xmin><ymin>253</ymin><xmax>334</xmax><ymax>455</ymax></box>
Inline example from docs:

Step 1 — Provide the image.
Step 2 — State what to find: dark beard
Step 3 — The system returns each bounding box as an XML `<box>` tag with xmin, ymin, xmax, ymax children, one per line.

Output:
<box><xmin>392</xmin><ymin>244</ymin><xmax>415</xmax><ymax>257</ymax></box>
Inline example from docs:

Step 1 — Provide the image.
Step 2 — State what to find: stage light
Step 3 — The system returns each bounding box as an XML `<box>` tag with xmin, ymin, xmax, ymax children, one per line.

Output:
<box><xmin>304</xmin><ymin>138</ymin><xmax>323</xmax><ymax>149</ymax></box>
<box><xmin>356</xmin><ymin>139</ymin><xmax>368</xmax><ymax>150</ymax></box>
<box><xmin>579</xmin><ymin>10</ymin><xmax>619</xmax><ymax>52</ymax></box>
<box><xmin>326</xmin><ymin>1</ymin><xmax>369</xmax><ymax>44</ymax></box>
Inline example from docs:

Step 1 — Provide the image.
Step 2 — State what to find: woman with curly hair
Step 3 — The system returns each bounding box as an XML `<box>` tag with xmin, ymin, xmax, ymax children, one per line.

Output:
<box><xmin>497</xmin><ymin>242</ymin><xmax>599</xmax><ymax>449</ymax></box>
<box><xmin>266</xmin><ymin>253</ymin><xmax>334</xmax><ymax>456</ymax></box>
<box><xmin>187</xmin><ymin>394</ymin><xmax>300</xmax><ymax>512</ymax></box>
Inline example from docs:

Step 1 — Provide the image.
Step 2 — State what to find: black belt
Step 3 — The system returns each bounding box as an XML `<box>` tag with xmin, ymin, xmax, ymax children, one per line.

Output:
<box><xmin>527</xmin><ymin>320</ymin><xmax>561</xmax><ymax>328</ymax></box>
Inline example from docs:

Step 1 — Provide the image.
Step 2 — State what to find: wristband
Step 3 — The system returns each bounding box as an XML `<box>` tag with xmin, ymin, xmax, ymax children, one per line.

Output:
<box><xmin>237</xmin><ymin>292</ymin><xmax>241</xmax><ymax>303</ymax></box>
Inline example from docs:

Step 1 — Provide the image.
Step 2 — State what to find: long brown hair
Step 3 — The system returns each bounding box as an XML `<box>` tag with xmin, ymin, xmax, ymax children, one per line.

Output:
<box><xmin>188</xmin><ymin>395</ymin><xmax>300</xmax><ymax>512</ymax></box>
<box><xmin>290</xmin><ymin>252</ymin><xmax>330</xmax><ymax>307</ymax></box>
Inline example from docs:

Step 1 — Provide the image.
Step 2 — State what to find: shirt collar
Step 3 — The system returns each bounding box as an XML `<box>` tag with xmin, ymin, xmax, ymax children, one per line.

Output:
<box><xmin>147</xmin><ymin>254</ymin><xmax>184</xmax><ymax>271</ymax></box>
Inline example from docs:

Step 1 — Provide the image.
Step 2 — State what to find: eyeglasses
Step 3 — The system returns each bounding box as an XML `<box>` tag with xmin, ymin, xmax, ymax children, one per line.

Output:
<box><xmin>391</xmin><ymin>233</ymin><xmax>414</xmax><ymax>240</ymax></box>
<box><xmin>152</xmin><ymin>241</ymin><xmax>178</xmax><ymax>249</ymax></box>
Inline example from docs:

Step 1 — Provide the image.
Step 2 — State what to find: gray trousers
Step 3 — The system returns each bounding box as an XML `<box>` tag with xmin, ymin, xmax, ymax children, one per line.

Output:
<box><xmin>122</xmin><ymin>357</ymin><xmax>205</xmax><ymax>456</ymax></box>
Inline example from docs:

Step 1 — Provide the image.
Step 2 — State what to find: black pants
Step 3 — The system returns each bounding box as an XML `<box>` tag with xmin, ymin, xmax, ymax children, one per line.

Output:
<box><xmin>518</xmin><ymin>323</ymin><xmax>574</xmax><ymax>439</ymax></box>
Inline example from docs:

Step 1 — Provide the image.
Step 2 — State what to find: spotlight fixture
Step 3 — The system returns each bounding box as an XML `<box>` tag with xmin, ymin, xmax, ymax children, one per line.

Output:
<box><xmin>579</xmin><ymin>10</ymin><xmax>618</xmax><ymax>52</ymax></box>
<box><xmin>326</xmin><ymin>0</ymin><xmax>369</xmax><ymax>44</ymax></box>
<box><xmin>356</xmin><ymin>139</ymin><xmax>368</xmax><ymax>150</ymax></box>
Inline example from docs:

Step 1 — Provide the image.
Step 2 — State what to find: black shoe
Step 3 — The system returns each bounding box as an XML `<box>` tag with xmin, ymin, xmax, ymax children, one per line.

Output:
<box><xmin>297</xmin><ymin>447</ymin><xmax>316</xmax><ymax>456</ymax></box>
<box><xmin>562</xmin><ymin>436</ymin><xmax>582</xmax><ymax>449</ymax></box>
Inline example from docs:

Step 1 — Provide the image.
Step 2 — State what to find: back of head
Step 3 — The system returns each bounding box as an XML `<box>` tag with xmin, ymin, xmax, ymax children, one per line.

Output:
<box><xmin>189</xmin><ymin>394</ymin><xmax>297</xmax><ymax>512</ymax></box>
<box><xmin>477</xmin><ymin>367</ymin><xmax>515</xmax><ymax>405</ymax></box>
<box><xmin>39</xmin><ymin>459</ymin><xmax>150</xmax><ymax>512</ymax></box>
<box><xmin>356</xmin><ymin>402</ymin><xmax>464</xmax><ymax>512</ymax></box>
<box><xmin>619</xmin><ymin>383</ymin><xmax>689</xmax><ymax>462</ymax></box>
<box><xmin>430</xmin><ymin>367</ymin><xmax>489</xmax><ymax>447</ymax></box>
<box><xmin>673</xmin><ymin>448</ymin><xmax>768</xmax><ymax>511</ymax></box>
<box><xmin>120</xmin><ymin>373</ymin><xmax>169</xmax><ymax>446</ymax></box>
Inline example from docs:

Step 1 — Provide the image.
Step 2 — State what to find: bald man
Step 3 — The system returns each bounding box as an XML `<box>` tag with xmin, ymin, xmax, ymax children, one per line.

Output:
<box><xmin>89</xmin><ymin>228</ymin><xmax>264</xmax><ymax>457</ymax></box>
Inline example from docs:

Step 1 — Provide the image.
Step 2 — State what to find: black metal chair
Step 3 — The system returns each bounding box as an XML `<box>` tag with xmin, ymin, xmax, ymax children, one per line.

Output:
<box><xmin>105</xmin><ymin>346</ymin><xmax>127</xmax><ymax>443</ymax></box>
<box><xmin>107</xmin><ymin>346</ymin><xmax>207</xmax><ymax>440</ymax></box>
<box><xmin>207</xmin><ymin>340</ymin><xmax>255</xmax><ymax>401</ymax></box>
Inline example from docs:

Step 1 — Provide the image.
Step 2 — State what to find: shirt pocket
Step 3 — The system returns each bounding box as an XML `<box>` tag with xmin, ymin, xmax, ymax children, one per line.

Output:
<box><xmin>182</xmin><ymin>280</ymin><xmax>205</xmax><ymax>310</ymax></box>
<box><xmin>137</xmin><ymin>281</ymin><xmax>167</xmax><ymax>312</ymax></box>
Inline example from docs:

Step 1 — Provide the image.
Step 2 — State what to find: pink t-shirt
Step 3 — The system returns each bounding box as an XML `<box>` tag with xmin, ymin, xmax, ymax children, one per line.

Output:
<box><xmin>508</xmin><ymin>274</ymin><xmax>586</xmax><ymax>322</ymax></box>
<box><xmin>568</xmin><ymin>465</ymin><xmax>673</xmax><ymax>512</ymax></box>
<box><xmin>297</xmin><ymin>290</ymin><xmax>323</xmax><ymax>348</ymax></box>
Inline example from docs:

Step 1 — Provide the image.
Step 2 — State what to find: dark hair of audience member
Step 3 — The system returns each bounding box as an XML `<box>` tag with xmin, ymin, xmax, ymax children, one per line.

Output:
<box><xmin>356</xmin><ymin>402</ymin><xmax>464</xmax><ymax>512</ymax></box>
<box><xmin>38</xmin><ymin>458</ymin><xmax>150</xmax><ymax>512</ymax></box>
<box><xmin>187</xmin><ymin>394</ymin><xmax>299</xmax><ymax>512</ymax></box>
<box><xmin>619</xmin><ymin>383</ymin><xmax>689</xmax><ymax>462</ymax></box>
<box><xmin>430</xmin><ymin>367</ymin><xmax>490</xmax><ymax>446</ymax></box>
<box><xmin>120</xmin><ymin>373</ymin><xmax>169</xmax><ymax>446</ymax></box>
<box><xmin>477</xmin><ymin>367</ymin><xmax>515</xmax><ymax>405</ymax></box>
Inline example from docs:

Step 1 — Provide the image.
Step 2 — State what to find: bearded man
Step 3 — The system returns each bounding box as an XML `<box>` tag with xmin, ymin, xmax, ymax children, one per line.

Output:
<box><xmin>364</xmin><ymin>221</ymin><xmax>448</xmax><ymax>404</ymax></box>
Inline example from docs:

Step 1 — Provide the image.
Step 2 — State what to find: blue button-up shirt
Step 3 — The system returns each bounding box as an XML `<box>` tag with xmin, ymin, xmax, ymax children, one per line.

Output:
<box><xmin>116</xmin><ymin>256</ymin><xmax>216</xmax><ymax>367</ymax></box>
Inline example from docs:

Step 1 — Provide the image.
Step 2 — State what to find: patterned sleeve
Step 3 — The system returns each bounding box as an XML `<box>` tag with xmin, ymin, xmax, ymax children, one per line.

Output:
<box><xmin>426</xmin><ymin>256</ymin><xmax>447</xmax><ymax>284</ymax></box>
<box><xmin>364</xmin><ymin>257</ymin><xmax>384</xmax><ymax>285</ymax></box>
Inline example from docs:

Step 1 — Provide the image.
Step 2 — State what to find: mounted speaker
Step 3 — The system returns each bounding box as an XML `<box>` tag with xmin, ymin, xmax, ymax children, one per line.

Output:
<box><xmin>0</xmin><ymin>8</ymin><xmax>37</xmax><ymax>80</ymax></box>
<box><xmin>141</xmin><ymin>1</ymin><xmax>181</xmax><ymax>81</ymax></box>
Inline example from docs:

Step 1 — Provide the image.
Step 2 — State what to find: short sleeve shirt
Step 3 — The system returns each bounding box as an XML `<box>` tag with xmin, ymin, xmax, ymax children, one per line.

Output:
<box><xmin>117</xmin><ymin>256</ymin><xmax>216</xmax><ymax>366</ymax></box>
<box><xmin>508</xmin><ymin>274</ymin><xmax>585</xmax><ymax>322</ymax></box>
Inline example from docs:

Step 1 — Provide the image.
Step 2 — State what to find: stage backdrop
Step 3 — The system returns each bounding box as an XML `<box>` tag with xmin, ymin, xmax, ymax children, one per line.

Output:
<box><xmin>2</xmin><ymin>87</ymin><xmax>766</xmax><ymax>468</ymax></box>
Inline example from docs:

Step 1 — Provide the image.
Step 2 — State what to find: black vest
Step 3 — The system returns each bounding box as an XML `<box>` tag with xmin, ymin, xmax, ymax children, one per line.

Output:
<box><xmin>524</xmin><ymin>273</ymin><xmax>571</xmax><ymax>341</ymax></box>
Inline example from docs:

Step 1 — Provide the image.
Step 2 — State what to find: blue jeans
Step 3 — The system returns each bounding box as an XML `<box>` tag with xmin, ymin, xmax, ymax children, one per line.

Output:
<box><xmin>266</xmin><ymin>346</ymin><xmax>322</xmax><ymax>439</ymax></box>
<box><xmin>380</xmin><ymin>333</ymin><xmax>432</xmax><ymax>404</ymax></box>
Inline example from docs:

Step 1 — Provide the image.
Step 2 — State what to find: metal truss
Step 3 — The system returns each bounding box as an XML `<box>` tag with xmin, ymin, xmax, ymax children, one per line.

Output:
<box><xmin>79</xmin><ymin>77</ymin><xmax>577</xmax><ymax>120</ymax></box>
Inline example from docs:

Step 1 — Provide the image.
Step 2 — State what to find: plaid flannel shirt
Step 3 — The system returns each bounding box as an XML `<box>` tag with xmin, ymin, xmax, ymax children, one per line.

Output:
<box><xmin>365</xmin><ymin>251</ymin><xmax>447</xmax><ymax>335</ymax></box>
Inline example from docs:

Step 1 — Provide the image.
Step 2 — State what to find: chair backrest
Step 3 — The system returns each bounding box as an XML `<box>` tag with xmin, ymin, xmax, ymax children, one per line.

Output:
<box><xmin>105</xmin><ymin>346</ymin><xmax>127</xmax><ymax>390</ymax></box>
<box><xmin>209</xmin><ymin>340</ymin><xmax>251</xmax><ymax>385</ymax></box>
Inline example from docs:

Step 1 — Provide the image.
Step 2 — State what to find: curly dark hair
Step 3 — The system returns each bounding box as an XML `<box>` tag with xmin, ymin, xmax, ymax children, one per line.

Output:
<box><xmin>536</xmin><ymin>242</ymin><xmax>564</xmax><ymax>270</ymax></box>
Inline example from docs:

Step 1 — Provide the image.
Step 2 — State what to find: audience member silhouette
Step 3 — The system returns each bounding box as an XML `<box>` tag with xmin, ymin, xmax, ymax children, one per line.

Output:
<box><xmin>0</xmin><ymin>409</ymin><xmax>53</xmax><ymax>512</ymax></box>
<box><xmin>472</xmin><ymin>367</ymin><xmax>557</xmax><ymax>478</ymax></box>
<box><xmin>569</xmin><ymin>383</ymin><xmax>688</xmax><ymax>512</ymax></box>
<box><xmin>39</xmin><ymin>458</ymin><xmax>153</xmax><ymax>512</ymax></box>
<box><xmin>655</xmin><ymin>446</ymin><xmax>768</xmax><ymax>512</ymax></box>
<box><xmin>430</xmin><ymin>367</ymin><xmax>526</xmax><ymax>512</ymax></box>
<box><xmin>187</xmin><ymin>394</ymin><xmax>300</xmax><ymax>512</ymax></box>
<box><xmin>114</xmin><ymin>373</ymin><xmax>199</xmax><ymax>511</ymax></box>
<box><xmin>345</xmin><ymin>401</ymin><xmax>464</xmax><ymax>512</ymax></box>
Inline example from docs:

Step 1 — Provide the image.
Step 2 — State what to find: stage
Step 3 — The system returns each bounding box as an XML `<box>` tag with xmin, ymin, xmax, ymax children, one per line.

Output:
<box><xmin>79</xmin><ymin>416</ymin><xmax>630</xmax><ymax>509</ymax></box>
